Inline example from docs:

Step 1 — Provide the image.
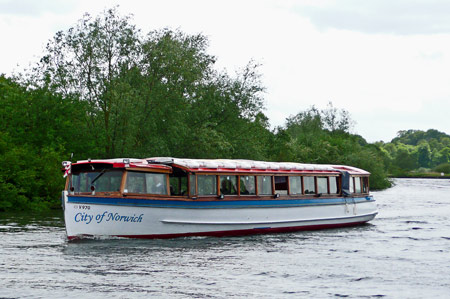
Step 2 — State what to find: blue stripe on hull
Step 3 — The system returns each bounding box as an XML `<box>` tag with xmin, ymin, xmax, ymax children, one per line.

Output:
<box><xmin>67</xmin><ymin>195</ymin><xmax>374</xmax><ymax>209</ymax></box>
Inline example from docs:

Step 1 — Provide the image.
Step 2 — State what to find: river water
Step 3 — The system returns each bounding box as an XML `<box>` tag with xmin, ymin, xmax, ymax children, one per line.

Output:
<box><xmin>1</xmin><ymin>178</ymin><xmax>450</xmax><ymax>298</ymax></box>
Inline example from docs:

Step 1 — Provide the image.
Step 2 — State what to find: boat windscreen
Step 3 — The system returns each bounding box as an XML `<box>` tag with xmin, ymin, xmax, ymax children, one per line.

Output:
<box><xmin>70</xmin><ymin>170</ymin><xmax>123</xmax><ymax>192</ymax></box>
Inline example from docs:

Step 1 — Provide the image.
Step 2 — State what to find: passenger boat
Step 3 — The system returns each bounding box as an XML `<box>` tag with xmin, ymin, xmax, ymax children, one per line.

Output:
<box><xmin>61</xmin><ymin>157</ymin><xmax>377</xmax><ymax>240</ymax></box>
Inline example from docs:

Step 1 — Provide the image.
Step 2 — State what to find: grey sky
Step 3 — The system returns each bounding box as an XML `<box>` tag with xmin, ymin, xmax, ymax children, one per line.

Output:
<box><xmin>1</xmin><ymin>0</ymin><xmax>449</xmax><ymax>142</ymax></box>
<box><xmin>0</xmin><ymin>0</ymin><xmax>76</xmax><ymax>16</ymax></box>
<box><xmin>296</xmin><ymin>0</ymin><xmax>450</xmax><ymax>35</ymax></box>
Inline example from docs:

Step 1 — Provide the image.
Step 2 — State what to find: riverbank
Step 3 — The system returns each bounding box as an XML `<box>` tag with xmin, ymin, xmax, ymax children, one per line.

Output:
<box><xmin>391</xmin><ymin>172</ymin><xmax>450</xmax><ymax>179</ymax></box>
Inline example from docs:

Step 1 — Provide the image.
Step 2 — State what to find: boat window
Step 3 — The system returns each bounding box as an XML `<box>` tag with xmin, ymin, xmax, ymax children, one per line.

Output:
<box><xmin>125</xmin><ymin>172</ymin><xmax>168</xmax><ymax>195</ymax></box>
<box><xmin>274</xmin><ymin>176</ymin><xmax>288</xmax><ymax>195</ymax></box>
<box><xmin>289</xmin><ymin>176</ymin><xmax>302</xmax><ymax>195</ymax></box>
<box><xmin>220</xmin><ymin>175</ymin><xmax>238</xmax><ymax>195</ymax></box>
<box><xmin>317</xmin><ymin>177</ymin><xmax>328</xmax><ymax>194</ymax></box>
<box><xmin>71</xmin><ymin>170</ymin><xmax>122</xmax><ymax>193</ymax></box>
<box><xmin>126</xmin><ymin>172</ymin><xmax>145</xmax><ymax>193</ymax></box>
<box><xmin>257</xmin><ymin>176</ymin><xmax>273</xmax><ymax>195</ymax></box>
<box><xmin>354</xmin><ymin>176</ymin><xmax>362</xmax><ymax>193</ymax></box>
<box><xmin>329</xmin><ymin>176</ymin><xmax>338</xmax><ymax>194</ymax></box>
<box><xmin>189</xmin><ymin>174</ymin><xmax>196</xmax><ymax>196</ymax></box>
<box><xmin>198</xmin><ymin>175</ymin><xmax>217</xmax><ymax>195</ymax></box>
<box><xmin>350</xmin><ymin>176</ymin><xmax>355</xmax><ymax>193</ymax></box>
<box><xmin>169</xmin><ymin>175</ymin><xmax>188</xmax><ymax>196</ymax></box>
<box><xmin>362</xmin><ymin>177</ymin><xmax>369</xmax><ymax>193</ymax></box>
<box><xmin>304</xmin><ymin>176</ymin><xmax>316</xmax><ymax>194</ymax></box>
<box><xmin>240</xmin><ymin>176</ymin><xmax>256</xmax><ymax>195</ymax></box>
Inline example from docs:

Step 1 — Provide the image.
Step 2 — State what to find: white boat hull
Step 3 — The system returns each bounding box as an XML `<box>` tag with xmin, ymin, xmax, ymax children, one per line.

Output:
<box><xmin>63</xmin><ymin>192</ymin><xmax>377</xmax><ymax>240</ymax></box>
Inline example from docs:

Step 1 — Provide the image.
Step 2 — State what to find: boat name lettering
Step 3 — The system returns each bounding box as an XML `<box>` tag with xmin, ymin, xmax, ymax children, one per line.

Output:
<box><xmin>74</xmin><ymin>212</ymin><xmax>93</xmax><ymax>224</ymax></box>
<box><xmin>74</xmin><ymin>211</ymin><xmax>144</xmax><ymax>224</ymax></box>
<box><xmin>102</xmin><ymin>212</ymin><xmax>144</xmax><ymax>224</ymax></box>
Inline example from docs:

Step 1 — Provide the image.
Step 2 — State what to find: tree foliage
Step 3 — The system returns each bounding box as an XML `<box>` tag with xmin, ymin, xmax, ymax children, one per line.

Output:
<box><xmin>34</xmin><ymin>7</ymin><xmax>267</xmax><ymax>159</ymax></box>
<box><xmin>381</xmin><ymin>129</ymin><xmax>450</xmax><ymax>174</ymax></box>
<box><xmin>271</xmin><ymin>105</ymin><xmax>391</xmax><ymax>189</ymax></box>
<box><xmin>0</xmin><ymin>76</ymin><xmax>89</xmax><ymax>210</ymax></box>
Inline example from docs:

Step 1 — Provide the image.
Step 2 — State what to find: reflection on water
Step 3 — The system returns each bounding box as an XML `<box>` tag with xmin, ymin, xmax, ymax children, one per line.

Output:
<box><xmin>1</xmin><ymin>179</ymin><xmax>450</xmax><ymax>298</ymax></box>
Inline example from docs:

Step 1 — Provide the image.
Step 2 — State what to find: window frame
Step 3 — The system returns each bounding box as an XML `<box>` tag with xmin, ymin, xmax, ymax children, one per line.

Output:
<box><xmin>316</xmin><ymin>176</ymin><xmax>328</xmax><ymax>194</ymax></box>
<box><xmin>362</xmin><ymin>176</ymin><xmax>370</xmax><ymax>194</ymax></box>
<box><xmin>257</xmin><ymin>175</ymin><xmax>273</xmax><ymax>195</ymax></box>
<box><xmin>169</xmin><ymin>175</ymin><xmax>188</xmax><ymax>196</ymax></box>
<box><xmin>353</xmin><ymin>176</ymin><xmax>362</xmax><ymax>194</ymax></box>
<box><xmin>196</xmin><ymin>174</ymin><xmax>219</xmax><ymax>196</ymax></box>
<box><xmin>274</xmin><ymin>175</ymin><xmax>288</xmax><ymax>195</ymax></box>
<box><xmin>303</xmin><ymin>176</ymin><xmax>316</xmax><ymax>195</ymax></box>
<box><xmin>239</xmin><ymin>175</ymin><xmax>256</xmax><ymax>196</ymax></box>
<box><xmin>219</xmin><ymin>175</ymin><xmax>239</xmax><ymax>196</ymax></box>
<box><xmin>288</xmin><ymin>176</ymin><xmax>303</xmax><ymax>195</ymax></box>
<box><xmin>189</xmin><ymin>173</ymin><xmax>196</xmax><ymax>197</ymax></box>
<box><xmin>124</xmin><ymin>171</ymin><xmax>169</xmax><ymax>196</ymax></box>
<box><xmin>328</xmin><ymin>175</ymin><xmax>340</xmax><ymax>194</ymax></box>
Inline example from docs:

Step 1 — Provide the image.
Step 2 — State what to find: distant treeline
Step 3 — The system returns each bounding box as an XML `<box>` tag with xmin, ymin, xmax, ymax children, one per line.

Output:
<box><xmin>377</xmin><ymin>129</ymin><xmax>450</xmax><ymax>176</ymax></box>
<box><xmin>2</xmin><ymin>7</ymin><xmax>445</xmax><ymax>211</ymax></box>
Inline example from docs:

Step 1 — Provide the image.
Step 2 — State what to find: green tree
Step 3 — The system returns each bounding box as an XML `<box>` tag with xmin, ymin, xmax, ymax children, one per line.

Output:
<box><xmin>393</xmin><ymin>144</ymin><xmax>418</xmax><ymax>171</ymax></box>
<box><xmin>322</xmin><ymin>101</ymin><xmax>355</xmax><ymax>133</ymax></box>
<box><xmin>36</xmin><ymin>7</ymin><xmax>141</xmax><ymax>157</ymax></box>
<box><xmin>434</xmin><ymin>163</ymin><xmax>450</xmax><ymax>174</ymax></box>
<box><xmin>383</xmin><ymin>129</ymin><xmax>450</xmax><ymax>173</ymax></box>
<box><xmin>417</xmin><ymin>142</ymin><xmax>431</xmax><ymax>168</ymax></box>
<box><xmin>34</xmin><ymin>8</ymin><xmax>269</xmax><ymax>160</ymax></box>
<box><xmin>275</xmin><ymin>105</ymin><xmax>391</xmax><ymax>189</ymax></box>
<box><xmin>433</xmin><ymin>147</ymin><xmax>450</xmax><ymax>166</ymax></box>
<box><xmin>0</xmin><ymin>75</ymin><xmax>89</xmax><ymax>211</ymax></box>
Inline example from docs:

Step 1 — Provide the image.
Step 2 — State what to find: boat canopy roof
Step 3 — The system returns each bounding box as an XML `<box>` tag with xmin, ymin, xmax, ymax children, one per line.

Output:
<box><xmin>72</xmin><ymin>157</ymin><xmax>370</xmax><ymax>175</ymax></box>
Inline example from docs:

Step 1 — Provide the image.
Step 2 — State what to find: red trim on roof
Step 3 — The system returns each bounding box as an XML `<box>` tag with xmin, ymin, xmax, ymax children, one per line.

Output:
<box><xmin>72</xmin><ymin>160</ymin><xmax>171</xmax><ymax>171</ymax></box>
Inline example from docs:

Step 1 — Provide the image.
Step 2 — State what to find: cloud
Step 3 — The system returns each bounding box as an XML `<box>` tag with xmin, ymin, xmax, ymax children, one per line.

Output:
<box><xmin>0</xmin><ymin>0</ymin><xmax>76</xmax><ymax>16</ymax></box>
<box><xmin>357</xmin><ymin>96</ymin><xmax>450</xmax><ymax>142</ymax></box>
<box><xmin>294</xmin><ymin>0</ymin><xmax>450</xmax><ymax>35</ymax></box>
<box><xmin>0</xmin><ymin>0</ymin><xmax>449</xmax><ymax>142</ymax></box>
<box><xmin>418</xmin><ymin>51</ymin><xmax>444</xmax><ymax>60</ymax></box>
